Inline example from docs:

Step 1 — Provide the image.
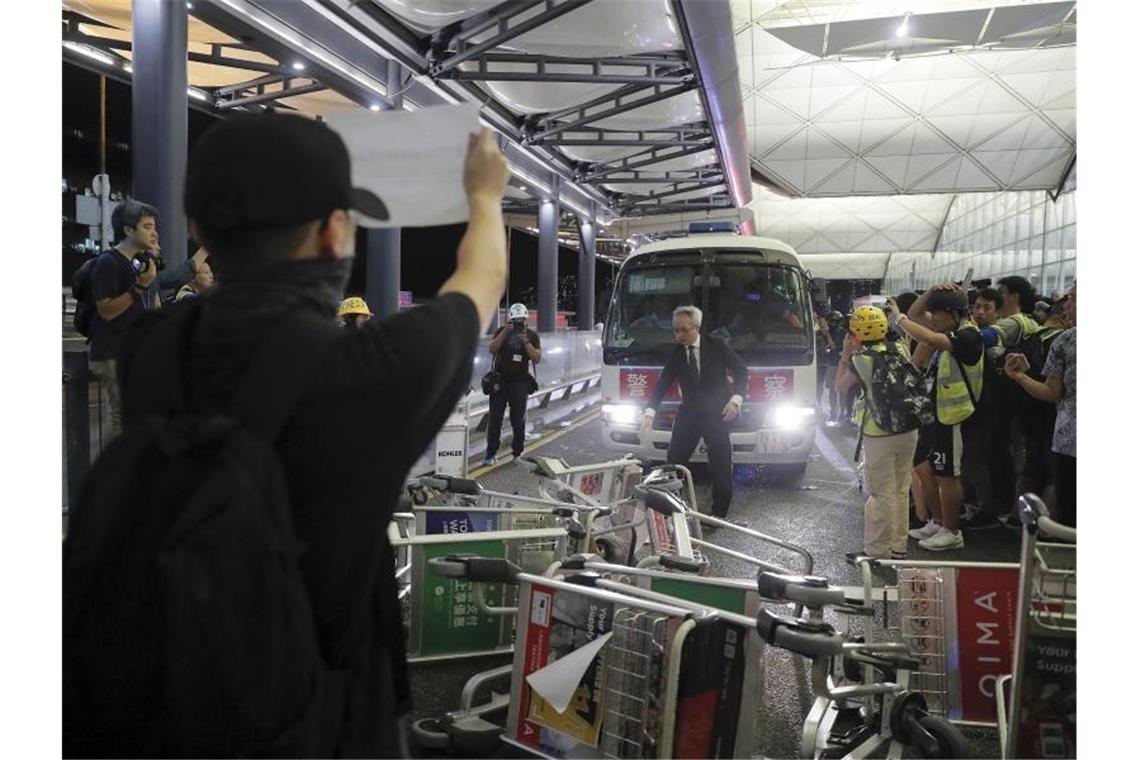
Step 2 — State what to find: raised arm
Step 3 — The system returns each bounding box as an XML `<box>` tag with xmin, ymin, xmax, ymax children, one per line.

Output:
<box><xmin>438</xmin><ymin>130</ymin><xmax>510</xmax><ymax>331</ymax></box>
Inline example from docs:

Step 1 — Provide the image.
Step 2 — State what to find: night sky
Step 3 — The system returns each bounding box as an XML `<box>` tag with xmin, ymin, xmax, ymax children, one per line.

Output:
<box><xmin>62</xmin><ymin>62</ymin><xmax>608</xmax><ymax>321</ymax></box>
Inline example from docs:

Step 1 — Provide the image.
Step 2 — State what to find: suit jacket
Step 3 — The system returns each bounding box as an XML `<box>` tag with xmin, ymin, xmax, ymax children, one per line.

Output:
<box><xmin>646</xmin><ymin>334</ymin><xmax>749</xmax><ymax>415</ymax></box>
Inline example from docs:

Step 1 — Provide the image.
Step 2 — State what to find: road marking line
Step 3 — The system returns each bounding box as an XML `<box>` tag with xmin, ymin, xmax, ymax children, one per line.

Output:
<box><xmin>470</xmin><ymin>409</ymin><xmax>601</xmax><ymax>479</ymax></box>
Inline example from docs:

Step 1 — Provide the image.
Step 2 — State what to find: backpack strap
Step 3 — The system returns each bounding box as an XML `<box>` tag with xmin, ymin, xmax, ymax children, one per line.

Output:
<box><xmin>951</xmin><ymin>352</ymin><xmax>980</xmax><ymax>410</ymax></box>
<box><xmin>228</xmin><ymin>312</ymin><xmax>340</xmax><ymax>441</ymax></box>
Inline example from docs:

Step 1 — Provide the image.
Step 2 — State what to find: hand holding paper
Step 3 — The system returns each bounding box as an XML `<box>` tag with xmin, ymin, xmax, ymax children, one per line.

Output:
<box><xmin>326</xmin><ymin>103</ymin><xmax>487</xmax><ymax>228</ymax></box>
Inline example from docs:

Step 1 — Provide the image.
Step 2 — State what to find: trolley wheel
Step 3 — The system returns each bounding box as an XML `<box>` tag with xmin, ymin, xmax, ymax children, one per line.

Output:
<box><xmin>911</xmin><ymin>715</ymin><xmax>970</xmax><ymax>759</ymax></box>
<box><xmin>447</xmin><ymin>715</ymin><xmax>503</xmax><ymax>756</ymax></box>
<box><xmin>410</xmin><ymin>717</ymin><xmax>452</xmax><ymax>752</ymax></box>
<box><xmin>595</xmin><ymin>538</ymin><xmax>618</xmax><ymax>563</ymax></box>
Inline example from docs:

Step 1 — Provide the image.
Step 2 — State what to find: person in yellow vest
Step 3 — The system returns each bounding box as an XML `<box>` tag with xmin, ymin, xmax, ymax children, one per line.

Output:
<box><xmin>836</xmin><ymin>306</ymin><xmax>920</xmax><ymax>559</ymax></box>
<box><xmin>889</xmin><ymin>284</ymin><xmax>984</xmax><ymax>551</ymax></box>
<box><xmin>337</xmin><ymin>296</ymin><xmax>373</xmax><ymax>330</ymax></box>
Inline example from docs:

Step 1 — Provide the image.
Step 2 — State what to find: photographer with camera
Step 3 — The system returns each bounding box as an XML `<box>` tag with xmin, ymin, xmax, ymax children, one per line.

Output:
<box><xmin>482</xmin><ymin>303</ymin><xmax>541</xmax><ymax>465</ymax></box>
<box><xmin>87</xmin><ymin>199</ymin><xmax>162</xmax><ymax>436</ymax></box>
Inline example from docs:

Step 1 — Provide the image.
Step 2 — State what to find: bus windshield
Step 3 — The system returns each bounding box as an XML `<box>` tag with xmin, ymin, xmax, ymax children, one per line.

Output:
<box><xmin>604</xmin><ymin>257</ymin><xmax>814</xmax><ymax>365</ymax></box>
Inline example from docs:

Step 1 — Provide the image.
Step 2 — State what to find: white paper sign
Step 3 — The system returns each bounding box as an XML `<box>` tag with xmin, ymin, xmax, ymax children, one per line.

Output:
<box><xmin>525</xmin><ymin>631</ymin><xmax>613</xmax><ymax>714</ymax></box>
<box><xmin>326</xmin><ymin>103</ymin><xmax>482</xmax><ymax>228</ymax></box>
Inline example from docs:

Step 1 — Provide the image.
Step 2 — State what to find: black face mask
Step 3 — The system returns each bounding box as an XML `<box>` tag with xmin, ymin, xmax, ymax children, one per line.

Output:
<box><xmin>211</xmin><ymin>257</ymin><xmax>354</xmax><ymax>319</ymax></box>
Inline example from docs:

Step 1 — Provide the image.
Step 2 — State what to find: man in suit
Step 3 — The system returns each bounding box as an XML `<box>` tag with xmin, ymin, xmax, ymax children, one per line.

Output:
<box><xmin>640</xmin><ymin>305</ymin><xmax>749</xmax><ymax>517</ymax></box>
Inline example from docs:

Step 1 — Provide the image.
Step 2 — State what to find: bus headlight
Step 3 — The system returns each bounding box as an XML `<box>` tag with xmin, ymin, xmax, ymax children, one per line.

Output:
<box><xmin>767</xmin><ymin>404</ymin><xmax>815</xmax><ymax>430</ymax></box>
<box><xmin>602</xmin><ymin>404</ymin><xmax>641</xmax><ymax>425</ymax></box>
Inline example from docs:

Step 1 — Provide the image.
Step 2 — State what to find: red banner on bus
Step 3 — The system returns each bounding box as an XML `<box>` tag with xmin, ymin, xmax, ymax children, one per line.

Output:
<box><xmin>619</xmin><ymin>367</ymin><xmax>795</xmax><ymax>403</ymax></box>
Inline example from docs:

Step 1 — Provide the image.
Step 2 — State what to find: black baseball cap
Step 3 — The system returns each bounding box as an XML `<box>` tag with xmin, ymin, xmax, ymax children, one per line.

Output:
<box><xmin>184</xmin><ymin>112</ymin><xmax>389</xmax><ymax>231</ymax></box>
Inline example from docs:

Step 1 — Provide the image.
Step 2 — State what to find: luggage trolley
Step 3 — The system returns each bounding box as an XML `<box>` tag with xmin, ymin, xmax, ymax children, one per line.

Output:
<box><xmin>391</xmin><ymin>527</ymin><xmax>569</xmax><ymax>663</ymax></box>
<box><xmin>849</xmin><ymin>551</ymin><xmax>1021</xmax><ymax>728</ymax></box>
<box><xmin>524</xmin><ymin>453</ymin><xmax>645</xmax><ymax>506</ymax></box>
<box><xmin>426</xmin><ymin>555</ymin><xmax>763</xmax><ymax>759</ymax></box>
<box><xmin>995</xmin><ymin>494</ymin><xmax>1076</xmax><ymax>759</ymax></box>
<box><xmin>633</xmin><ymin>475</ymin><xmax>816</xmax><ymax>594</ymax></box>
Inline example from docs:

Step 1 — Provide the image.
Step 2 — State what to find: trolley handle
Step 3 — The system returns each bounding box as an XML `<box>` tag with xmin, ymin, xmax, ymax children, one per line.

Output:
<box><xmin>643</xmin><ymin>467</ymin><xmax>687</xmax><ymax>493</ymax></box>
<box><xmin>410</xmin><ymin>474</ymin><xmax>482</xmax><ymax>495</ymax></box>
<box><xmin>427</xmin><ymin>555</ymin><xmax>521</xmax><ymax>584</ymax></box>
<box><xmin>755</xmin><ymin>609</ymin><xmax>844</xmax><ymax>658</ymax></box>
<box><xmin>1018</xmin><ymin>493</ymin><xmax>1076</xmax><ymax>541</ymax></box>
<box><xmin>633</xmin><ymin>485</ymin><xmax>685</xmax><ymax>516</ymax></box>
<box><xmin>516</xmin><ymin>455</ymin><xmax>564</xmax><ymax>479</ymax></box>
<box><xmin>658</xmin><ymin>554</ymin><xmax>705</xmax><ymax>574</ymax></box>
<box><xmin>756</xmin><ymin>571</ymin><xmax>847</xmax><ymax>608</ymax></box>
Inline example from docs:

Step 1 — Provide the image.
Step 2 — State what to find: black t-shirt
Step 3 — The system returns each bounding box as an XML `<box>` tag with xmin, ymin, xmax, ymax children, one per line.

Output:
<box><xmin>493</xmin><ymin>325</ymin><xmax>541</xmax><ymax>379</ymax></box>
<box><xmin>928</xmin><ymin>325</ymin><xmax>984</xmax><ymax>404</ymax></box>
<box><xmin>88</xmin><ymin>249</ymin><xmax>145</xmax><ymax>361</ymax></box>
<box><xmin>122</xmin><ymin>291</ymin><xmax>481</xmax><ymax>756</ymax></box>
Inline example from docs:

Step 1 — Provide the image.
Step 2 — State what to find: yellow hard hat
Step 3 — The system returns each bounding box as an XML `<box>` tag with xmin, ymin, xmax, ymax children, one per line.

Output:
<box><xmin>849</xmin><ymin>305</ymin><xmax>888</xmax><ymax>342</ymax></box>
<box><xmin>338</xmin><ymin>296</ymin><xmax>373</xmax><ymax>317</ymax></box>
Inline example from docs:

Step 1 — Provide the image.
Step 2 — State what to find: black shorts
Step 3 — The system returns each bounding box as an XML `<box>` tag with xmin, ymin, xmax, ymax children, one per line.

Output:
<box><xmin>915</xmin><ymin>421</ymin><xmax>963</xmax><ymax>477</ymax></box>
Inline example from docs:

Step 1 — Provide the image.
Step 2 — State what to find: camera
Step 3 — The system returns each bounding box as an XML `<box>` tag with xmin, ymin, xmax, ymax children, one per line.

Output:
<box><xmin>131</xmin><ymin>250</ymin><xmax>165</xmax><ymax>275</ymax></box>
<box><xmin>512</xmin><ymin>319</ymin><xmax>526</xmax><ymax>333</ymax></box>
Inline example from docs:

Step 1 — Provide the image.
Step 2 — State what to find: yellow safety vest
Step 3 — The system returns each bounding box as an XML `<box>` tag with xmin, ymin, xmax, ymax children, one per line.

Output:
<box><xmin>850</xmin><ymin>341</ymin><xmax>912</xmax><ymax>437</ymax></box>
<box><xmin>935</xmin><ymin>322</ymin><xmax>983</xmax><ymax>425</ymax></box>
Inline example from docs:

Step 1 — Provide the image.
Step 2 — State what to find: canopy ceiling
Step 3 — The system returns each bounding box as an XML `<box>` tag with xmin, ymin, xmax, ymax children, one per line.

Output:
<box><xmin>733</xmin><ymin>0</ymin><xmax>1075</xmax><ymax>197</ymax></box>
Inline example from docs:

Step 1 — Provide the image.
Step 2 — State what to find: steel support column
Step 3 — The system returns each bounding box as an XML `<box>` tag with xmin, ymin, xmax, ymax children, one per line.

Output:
<box><xmin>131</xmin><ymin>0</ymin><xmax>188</xmax><ymax>268</ymax></box>
<box><xmin>537</xmin><ymin>186</ymin><xmax>560</xmax><ymax>333</ymax></box>
<box><xmin>577</xmin><ymin>213</ymin><xmax>596</xmax><ymax>330</ymax></box>
<box><xmin>366</xmin><ymin>228</ymin><xmax>401</xmax><ymax>318</ymax></box>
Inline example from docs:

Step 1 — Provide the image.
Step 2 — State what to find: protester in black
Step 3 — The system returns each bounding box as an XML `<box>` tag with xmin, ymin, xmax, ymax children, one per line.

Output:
<box><xmin>96</xmin><ymin>115</ymin><xmax>509</xmax><ymax>757</ymax></box>
<box><xmin>483</xmin><ymin>303</ymin><xmax>542</xmax><ymax>464</ymax></box>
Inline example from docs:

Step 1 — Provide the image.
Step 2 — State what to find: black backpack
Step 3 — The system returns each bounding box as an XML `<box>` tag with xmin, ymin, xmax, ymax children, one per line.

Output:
<box><xmin>859</xmin><ymin>342</ymin><xmax>935</xmax><ymax>434</ymax></box>
<box><xmin>63</xmin><ymin>302</ymin><xmax>345</xmax><ymax>758</ymax></box>
<box><xmin>70</xmin><ymin>254</ymin><xmax>101</xmax><ymax>338</ymax></box>
<box><xmin>1021</xmin><ymin>325</ymin><xmax>1063</xmax><ymax>381</ymax></box>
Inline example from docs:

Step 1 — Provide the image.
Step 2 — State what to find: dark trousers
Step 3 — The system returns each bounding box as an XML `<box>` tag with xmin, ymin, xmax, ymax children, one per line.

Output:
<box><xmin>1020</xmin><ymin>404</ymin><xmax>1057</xmax><ymax>495</ymax></box>
<box><xmin>667</xmin><ymin>406</ymin><xmax>733</xmax><ymax>517</ymax></box>
<box><xmin>1051</xmin><ymin>452</ymin><xmax>1076</xmax><ymax>528</ymax></box>
<box><xmin>486</xmin><ymin>377</ymin><xmax>530</xmax><ymax>458</ymax></box>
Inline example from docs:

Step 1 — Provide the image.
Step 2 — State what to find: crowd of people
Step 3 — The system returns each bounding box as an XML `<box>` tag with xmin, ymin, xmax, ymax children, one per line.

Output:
<box><xmin>816</xmin><ymin>277</ymin><xmax>1077</xmax><ymax>558</ymax></box>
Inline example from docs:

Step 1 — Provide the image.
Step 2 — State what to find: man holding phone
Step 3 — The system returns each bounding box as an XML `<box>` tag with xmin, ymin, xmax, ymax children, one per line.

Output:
<box><xmin>484</xmin><ymin>303</ymin><xmax>542</xmax><ymax>465</ymax></box>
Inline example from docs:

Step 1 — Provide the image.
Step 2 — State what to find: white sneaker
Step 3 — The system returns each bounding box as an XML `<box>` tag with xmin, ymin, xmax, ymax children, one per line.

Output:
<box><xmin>908</xmin><ymin>520</ymin><xmax>941</xmax><ymax>540</ymax></box>
<box><xmin>919</xmin><ymin>528</ymin><xmax>965</xmax><ymax>551</ymax></box>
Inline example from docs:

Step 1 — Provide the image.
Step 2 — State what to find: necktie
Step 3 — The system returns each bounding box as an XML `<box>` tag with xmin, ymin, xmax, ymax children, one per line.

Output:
<box><xmin>688</xmin><ymin>345</ymin><xmax>699</xmax><ymax>382</ymax></box>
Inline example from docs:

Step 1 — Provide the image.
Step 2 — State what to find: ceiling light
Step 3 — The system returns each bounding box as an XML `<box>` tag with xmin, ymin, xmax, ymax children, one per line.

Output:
<box><xmin>63</xmin><ymin>41</ymin><xmax>115</xmax><ymax>67</ymax></box>
<box><xmin>124</xmin><ymin>64</ymin><xmax>133</xmax><ymax>73</ymax></box>
<box><xmin>187</xmin><ymin>88</ymin><xmax>209</xmax><ymax>102</ymax></box>
<box><xmin>187</xmin><ymin>2</ymin><xmax>194</xmax><ymax>8</ymax></box>
<box><xmin>292</xmin><ymin>61</ymin><xmax>305</xmax><ymax>71</ymax></box>
<box><xmin>896</xmin><ymin>15</ymin><xmax>910</xmax><ymax>38</ymax></box>
<box><xmin>369</xmin><ymin>104</ymin><xmax>381</xmax><ymax>111</ymax></box>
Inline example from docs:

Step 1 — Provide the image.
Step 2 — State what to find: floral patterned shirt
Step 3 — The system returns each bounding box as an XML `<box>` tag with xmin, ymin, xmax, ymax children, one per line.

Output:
<box><xmin>1041</xmin><ymin>327</ymin><xmax>1076</xmax><ymax>457</ymax></box>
